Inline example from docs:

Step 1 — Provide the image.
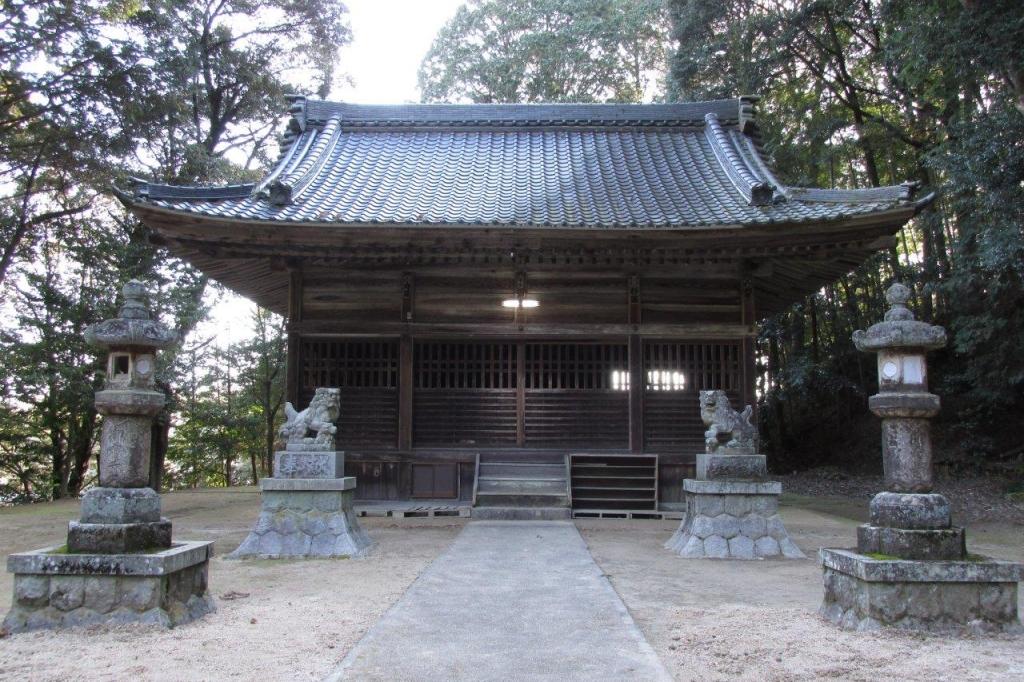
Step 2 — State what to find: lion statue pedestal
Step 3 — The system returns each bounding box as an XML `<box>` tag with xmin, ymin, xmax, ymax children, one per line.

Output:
<box><xmin>665</xmin><ymin>390</ymin><xmax>803</xmax><ymax>560</ymax></box>
<box><xmin>229</xmin><ymin>388</ymin><xmax>371</xmax><ymax>559</ymax></box>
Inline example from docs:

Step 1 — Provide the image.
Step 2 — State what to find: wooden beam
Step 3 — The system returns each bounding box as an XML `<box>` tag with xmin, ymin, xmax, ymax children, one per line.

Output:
<box><xmin>291</xmin><ymin>320</ymin><xmax>756</xmax><ymax>338</ymax></box>
<box><xmin>628</xmin><ymin>274</ymin><xmax>641</xmax><ymax>326</ymax></box>
<box><xmin>401</xmin><ymin>272</ymin><xmax>415</xmax><ymax>323</ymax></box>
<box><xmin>628</xmin><ymin>334</ymin><xmax>643</xmax><ymax>453</ymax></box>
<box><xmin>285</xmin><ymin>268</ymin><xmax>304</xmax><ymax>407</ymax></box>
<box><xmin>740</xmin><ymin>280</ymin><xmax>757</xmax><ymax>411</ymax></box>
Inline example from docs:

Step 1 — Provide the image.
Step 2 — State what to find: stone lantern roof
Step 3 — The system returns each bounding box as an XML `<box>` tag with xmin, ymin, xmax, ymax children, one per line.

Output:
<box><xmin>84</xmin><ymin>280</ymin><xmax>176</xmax><ymax>350</ymax></box>
<box><xmin>852</xmin><ymin>283</ymin><xmax>947</xmax><ymax>352</ymax></box>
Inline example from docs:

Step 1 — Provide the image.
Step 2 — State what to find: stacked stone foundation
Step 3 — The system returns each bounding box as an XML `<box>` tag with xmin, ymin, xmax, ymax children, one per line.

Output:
<box><xmin>4</xmin><ymin>541</ymin><xmax>214</xmax><ymax>633</ymax></box>
<box><xmin>229</xmin><ymin>450</ymin><xmax>371</xmax><ymax>559</ymax></box>
<box><xmin>819</xmin><ymin>548</ymin><xmax>1022</xmax><ymax>634</ymax></box>
<box><xmin>666</xmin><ymin>479</ymin><xmax>803</xmax><ymax>559</ymax></box>
<box><xmin>667</xmin><ymin>453</ymin><xmax>804</xmax><ymax>560</ymax></box>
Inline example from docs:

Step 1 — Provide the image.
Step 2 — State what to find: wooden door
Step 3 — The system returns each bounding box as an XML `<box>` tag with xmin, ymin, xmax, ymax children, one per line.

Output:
<box><xmin>413</xmin><ymin>341</ymin><xmax>517</xmax><ymax>446</ymax></box>
<box><xmin>642</xmin><ymin>340</ymin><xmax>742</xmax><ymax>453</ymax></box>
<box><xmin>299</xmin><ymin>339</ymin><xmax>399</xmax><ymax>448</ymax></box>
<box><xmin>523</xmin><ymin>342</ymin><xmax>630</xmax><ymax>448</ymax></box>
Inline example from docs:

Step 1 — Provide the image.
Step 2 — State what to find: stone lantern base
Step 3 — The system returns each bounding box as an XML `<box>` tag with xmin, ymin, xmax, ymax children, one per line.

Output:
<box><xmin>3</xmin><ymin>541</ymin><xmax>214</xmax><ymax>633</ymax></box>
<box><xmin>665</xmin><ymin>456</ymin><xmax>804</xmax><ymax>560</ymax></box>
<box><xmin>819</xmin><ymin>548</ymin><xmax>1023</xmax><ymax>633</ymax></box>
<box><xmin>228</xmin><ymin>450</ymin><xmax>371</xmax><ymax>559</ymax></box>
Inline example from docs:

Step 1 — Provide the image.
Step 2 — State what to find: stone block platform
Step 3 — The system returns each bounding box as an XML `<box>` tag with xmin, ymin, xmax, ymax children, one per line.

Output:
<box><xmin>665</xmin><ymin>480</ymin><xmax>804</xmax><ymax>559</ymax></box>
<box><xmin>3</xmin><ymin>541</ymin><xmax>214</xmax><ymax>633</ymax></box>
<box><xmin>820</xmin><ymin>548</ymin><xmax>1023</xmax><ymax>633</ymax></box>
<box><xmin>228</xmin><ymin>475</ymin><xmax>371</xmax><ymax>559</ymax></box>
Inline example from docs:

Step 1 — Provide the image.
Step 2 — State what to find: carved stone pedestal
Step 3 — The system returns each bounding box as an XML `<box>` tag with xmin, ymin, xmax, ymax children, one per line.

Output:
<box><xmin>229</xmin><ymin>434</ymin><xmax>371</xmax><ymax>559</ymax></box>
<box><xmin>666</xmin><ymin>391</ymin><xmax>803</xmax><ymax>560</ymax></box>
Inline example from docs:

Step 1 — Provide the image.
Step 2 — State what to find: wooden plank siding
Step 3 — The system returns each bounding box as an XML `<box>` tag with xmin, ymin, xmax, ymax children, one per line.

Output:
<box><xmin>288</xmin><ymin>265</ymin><xmax>757</xmax><ymax>500</ymax></box>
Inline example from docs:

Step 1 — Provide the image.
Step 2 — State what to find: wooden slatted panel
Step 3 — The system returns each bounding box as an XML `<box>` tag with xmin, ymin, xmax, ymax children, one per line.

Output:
<box><xmin>300</xmin><ymin>339</ymin><xmax>399</xmax><ymax>448</ymax></box>
<box><xmin>642</xmin><ymin>341</ymin><xmax>742</xmax><ymax>453</ymax></box>
<box><xmin>524</xmin><ymin>342</ymin><xmax>629</xmax><ymax>447</ymax></box>
<box><xmin>345</xmin><ymin>461</ymin><xmax>402</xmax><ymax>500</ymax></box>
<box><xmin>413</xmin><ymin>342</ymin><xmax>517</xmax><ymax>446</ymax></box>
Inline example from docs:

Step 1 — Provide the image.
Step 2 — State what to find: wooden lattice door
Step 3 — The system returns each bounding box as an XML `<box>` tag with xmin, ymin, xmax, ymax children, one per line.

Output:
<box><xmin>523</xmin><ymin>342</ymin><xmax>630</xmax><ymax>448</ymax></box>
<box><xmin>412</xmin><ymin>341</ymin><xmax>518</xmax><ymax>446</ymax></box>
<box><xmin>299</xmin><ymin>339</ymin><xmax>399</xmax><ymax>448</ymax></box>
<box><xmin>642</xmin><ymin>341</ymin><xmax>742</xmax><ymax>453</ymax></box>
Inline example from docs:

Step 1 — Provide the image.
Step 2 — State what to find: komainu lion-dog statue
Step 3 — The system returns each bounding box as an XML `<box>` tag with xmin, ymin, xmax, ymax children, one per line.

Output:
<box><xmin>699</xmin><ymin>389</ymin><xmax>757</xmax><ymax>454</ymax></box>
<box><xmin>279</xmin><ymin>387</ymin><xmax>341</xmax><ymax>449</ymax></box>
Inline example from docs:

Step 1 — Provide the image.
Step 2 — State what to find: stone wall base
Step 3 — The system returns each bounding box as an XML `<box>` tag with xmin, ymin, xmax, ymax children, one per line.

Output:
<box><xmin>820</xmin><ymin>548</ymin><xmax>1023</xmax><ymax>634</ymax></box>
<box><xmin>665</xmin><ymin>479</ymin><xmax>804</xmax><ymax>559</ymax></box>
<box><xmin>3</xmin><ymin>541</ymin><xmax>214</xmax><ymax>633</ymax></box>
<box><xmin>228</xmin><ymin>478</ymin><xmax>371</xmax><ymax>559</ymax></box>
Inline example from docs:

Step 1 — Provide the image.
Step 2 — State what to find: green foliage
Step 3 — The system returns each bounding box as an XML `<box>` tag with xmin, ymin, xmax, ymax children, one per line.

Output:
<box><xmin>0</xmin><ymin>0</ymin><xmax>350</xmax><ymax>500</ymax></box>
<box><xmin>665</xmin><ymin>0</ymin><xmax>1024</xmax><ymax>470</ymax></box>
<box><xmin>419</xmin><ymin>0</ymin><xmax>669</xmax><ymax>103</ymax></box>
<box><xmin>165</xmin><ymin>307</ymin><xmax>286</xmax><ymax>488</ymax></box>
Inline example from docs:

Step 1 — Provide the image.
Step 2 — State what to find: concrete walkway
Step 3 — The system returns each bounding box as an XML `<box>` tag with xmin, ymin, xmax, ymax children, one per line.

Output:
<box><xmin>327</xmin><ymin>521</ymin><xmax>671</xmax><ymax>682</ymax></box>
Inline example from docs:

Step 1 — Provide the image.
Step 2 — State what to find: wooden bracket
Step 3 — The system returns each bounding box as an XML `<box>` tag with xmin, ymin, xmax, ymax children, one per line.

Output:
<box><xmin>628</xmin><ymin>274</ymin><xmax>641</xmax><ymax>326</ymax></box>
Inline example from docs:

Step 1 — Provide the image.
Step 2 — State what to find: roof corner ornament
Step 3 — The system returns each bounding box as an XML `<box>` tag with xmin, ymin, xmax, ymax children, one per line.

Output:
<box><xmin>738</xmin><ymin>95</ymin><xmax>761</xmax><ymax>135</ymax></box>
<box><xmin>900</xmin><ymin>180</ymin><xmax>921</xmax><ymax>201</ymax></box>
<box><xmin>284</xmin><ymin>94</ymin><xmax>307</xmax><ymax>130</ymax></box>
<box><xmin>749</xmin><ymin>182</ymin><xmax>775</xmax><ymax>207</ymax></box>
<box><xmin>267</xmin><ymin>180</ymin><xmax>293</xmax><ymax>206</ymax></box>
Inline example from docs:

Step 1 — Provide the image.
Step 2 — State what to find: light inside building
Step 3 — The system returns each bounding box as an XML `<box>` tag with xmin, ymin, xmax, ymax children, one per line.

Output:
<box><xmin>647</xmin><ymin>370</ymin><xmax>687</xmax><ymax>391</ymax></box>
<box><xmin>502</xmin><ymin>298</ymin><xmax>539</xmax><ymax>308</ymax></box>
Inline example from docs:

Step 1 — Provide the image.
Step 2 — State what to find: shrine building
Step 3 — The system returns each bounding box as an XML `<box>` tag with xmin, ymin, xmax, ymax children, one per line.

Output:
<box><xmin>118</xmin><ymin>96</ymin><xmax>929</xmax><ymax>515</ymax></box>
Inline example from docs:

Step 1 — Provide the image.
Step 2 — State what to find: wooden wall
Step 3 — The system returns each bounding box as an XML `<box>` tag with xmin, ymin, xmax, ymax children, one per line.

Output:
<box><xmin>291</xmin><ymin>263</ymin><xmax>754</xmax><ymax>501</ymax></box>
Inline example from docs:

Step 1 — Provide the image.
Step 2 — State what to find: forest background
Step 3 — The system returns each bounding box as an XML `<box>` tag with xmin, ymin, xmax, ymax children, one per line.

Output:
<box><xmin>1</xmin><ymin>0</ymin><xmax>1021</xmax><ymax>503</ymax></box>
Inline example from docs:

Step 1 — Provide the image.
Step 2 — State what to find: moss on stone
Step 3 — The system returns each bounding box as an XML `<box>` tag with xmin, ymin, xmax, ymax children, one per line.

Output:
<box><xmin>864</xmin><ymin>552</ymin><xmax>901</xmax><ymax>561</ymax></box>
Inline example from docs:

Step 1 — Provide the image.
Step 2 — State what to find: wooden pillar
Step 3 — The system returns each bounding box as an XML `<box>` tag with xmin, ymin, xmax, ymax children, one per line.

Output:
<box><xmin>285</xmin><ymin>268</ymin><xmax>303</xmax><ymax>408</ymax></box>
<box><xmin>627</xmin><ymin>275</ymin><xmax>643</xmax><ymax>453</ymax></box>
<box><xmin>516</xmin><ymin>341</ymin><xmax>526</xmax><ymax>446</ymax></box>
<box><xmin>398</xmin><ymin>335</ymin><xmax>413</xmax><ymax>450</ymax></box>
<box><xmin>399</xmin><ymin>273</ymin><xmax>415</xmax><ymax>451</ymax></box>
<box><xmin>740</xmin><ymin>279</ymin><xmax>757</xmax><ymax>410</ymax></box>
<box><xmin>628</xmin><ymin>334</ymin><xmax>643</xmax><ymax>453</ymax></box>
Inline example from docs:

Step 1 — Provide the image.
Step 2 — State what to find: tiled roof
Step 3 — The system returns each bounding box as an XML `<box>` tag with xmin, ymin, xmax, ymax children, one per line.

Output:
<box><xmin>123</xmin><ymin>96</ymin><xmax>920</xmax><ymax>229</ymax></box>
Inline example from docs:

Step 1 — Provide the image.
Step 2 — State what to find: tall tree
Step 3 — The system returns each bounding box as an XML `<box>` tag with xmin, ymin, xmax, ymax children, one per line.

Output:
<box><xmin>419</xmin><ymin>0</ymin><xmax>669</xmax><ymax>103</ymax></box>
<box><xmin>665</xmin><ymin>0</ymin><xmax>1024</xmax><ymax>469</ymax></box>
<box><xmin>0</xmin><ymin>0</ymin><xmax>352</xmax><ymax>498</ymax></box>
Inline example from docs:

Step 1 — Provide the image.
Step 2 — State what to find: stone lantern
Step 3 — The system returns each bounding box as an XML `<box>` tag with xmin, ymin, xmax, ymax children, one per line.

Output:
<box><xmin>68</xmin><ymin>280</ymin><xmax>176</xmax><ymax>550</ymax></box>
<box><xmin>3</xmin><ymin>281</ymin><xmax>215</xmax><ymax>632</ymax></box>
<box><xmin>819</xmin><ymin>283</ymin><xmax>1022</xmax><ymax>633</ymax></box>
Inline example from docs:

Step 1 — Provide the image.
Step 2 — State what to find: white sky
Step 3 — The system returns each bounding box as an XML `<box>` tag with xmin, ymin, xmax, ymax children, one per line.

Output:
<box><xmin>199</xmin><ymin>0</ymin><xmax>466</xmax><ymax>345</ymax></box>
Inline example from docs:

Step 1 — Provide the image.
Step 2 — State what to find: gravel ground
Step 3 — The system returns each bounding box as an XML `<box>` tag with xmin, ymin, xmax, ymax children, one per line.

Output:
<box><xmin>777</xmin><ymin>468</ymin><xmax>1024</xmax><ymax>524</ymax></box>
<box><xmin>579</xmin><ymin>499</ymin><xmax>1024</xmax><ymax>682</ymax></box>
<box><xmin>0</xmin><ymin>484</ymin><xmax>1021</xmax><ymax>681</ymax></box>
<box><xmin>0</xmin><ymin>488</ymin><xmax>466</xmax><ymax>681</ymax></box>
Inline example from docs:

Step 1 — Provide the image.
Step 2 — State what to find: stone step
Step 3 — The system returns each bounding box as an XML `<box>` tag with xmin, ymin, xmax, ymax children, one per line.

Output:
<box><xmin>478</xmin><ymin>452</ymin><xmax>567</xmax><ymax>464</ymax></box>
<box><xmin>474</xmin><ymin>492</ymin><xmax>569</xmax><ymax>508</ymax></box>
<box><xmin>477</xmin><ymin>478</ymin><xmax>567</xmax><ymax>494</ymax></box>
<box><xmin>471</xmin><ymin>506</ymin><xmax>572</xmax><ymax>521</ymax></box>
<box><xmin>479</xmin><ymin>462</ymin><xmax>566</xmax><ymax>478</ymax></box>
